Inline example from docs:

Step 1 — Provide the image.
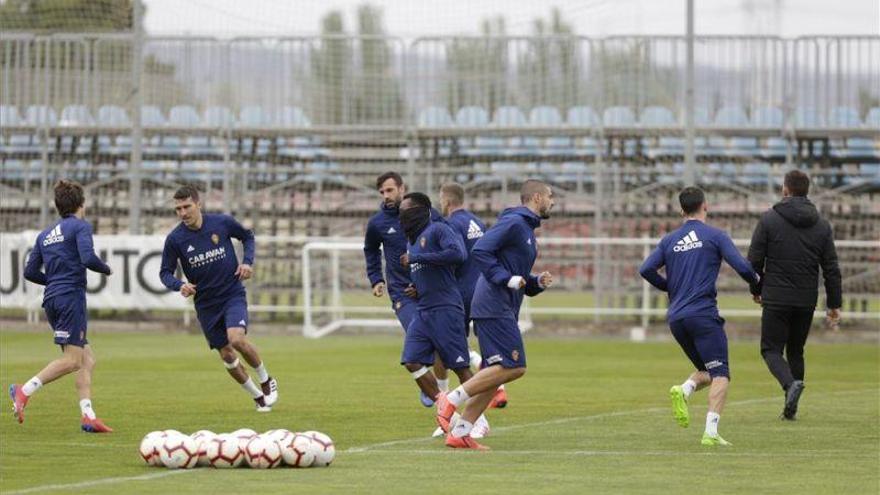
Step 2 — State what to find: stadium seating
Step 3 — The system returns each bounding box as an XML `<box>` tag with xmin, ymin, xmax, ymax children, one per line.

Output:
<box><xmin>59</xmin><ymin>105</ymin><xmax>95</xmax><ymax>155</ymax></box>
<box><xmin>566</xmin><ymin>106</ymin><xmax>600</xmax><ymax>157</ymax></box>
<box><xmin>751</xmin><ymin>106</ymin><xmax>788</xmax><ymax>159</ymax></box>
<box><xmin>711</xmin><ymin>106</ymin><xmax>758</xmax><ymax>157</ymax></box>
<box><xmin>639</xmin><ymin>106</ymin><xmax>682</xmax><ymax>159</ymax></box>
<box><xmin>828</xmin><ymin>106</ymin><xmax>876</xmax><ymax>161</ymax></box>
<box><xmin>454</xmin><ymin>106</ymin><xmax>491</xmax><ymax>156</ymax></box>
<box><xmin>238</xmin><ymin>106</ymin><xmax>273</xmax><ymax>157</ymax></box>
<box><xmin>97</xmin><ymin>105</ymin><xmax>132</xmax><ymax>154</ymax></box>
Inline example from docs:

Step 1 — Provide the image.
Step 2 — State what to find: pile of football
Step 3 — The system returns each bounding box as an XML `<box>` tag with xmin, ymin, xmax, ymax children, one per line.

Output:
<box><xmin>139</xmin><ymin>428</ymin><xmax>335</xmax><ymax>469</ymax></box>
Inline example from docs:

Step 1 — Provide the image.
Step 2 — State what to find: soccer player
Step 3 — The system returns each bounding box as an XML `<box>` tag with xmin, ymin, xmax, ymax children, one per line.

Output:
<box><xmin>436</xmin><ymin>180</ymin><xmax>555</xmax><ymax>450</ymax></box>
<box><xmin>639</xmin><ymin>187</ymin><xmax>760</xmax><ymax>446</ymax></box>
<box><xmin>10</xmin><ymin>179</ymin><xmax>114</xmax><ymax>432</ymax></box>
<box><xmin>747</xmin><ymin>170</ymin><xmax>841</xmax><ymax>420</ymax></box>
<box><xmin>439</xmin><ymin>182</ymin><xmax>507</xmax><ymax>409</ymax></box>
<box><xmin>159</xmin><ymin>185</ymin><xmax>278</xmax><ymax>412</ymax></box>
<box><xmin>364</xmin><ymin>171</ymin><xmax>446</xmax><ymax>406</ymax></box>
<box><xmin>397</xmin><ymin>192</ymin><xmax>476</xmax><ymax>412</ymax></box>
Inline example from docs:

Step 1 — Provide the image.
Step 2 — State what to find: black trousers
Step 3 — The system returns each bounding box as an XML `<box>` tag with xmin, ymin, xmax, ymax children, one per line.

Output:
<box><xmin>760</xmin><ymin>305</ymin><xmax>815</xmax><ymax>390</ymax></box>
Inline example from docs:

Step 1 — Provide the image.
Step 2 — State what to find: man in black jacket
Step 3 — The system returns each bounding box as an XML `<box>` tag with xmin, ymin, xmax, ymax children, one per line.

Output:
<box><xmin>748</xmin><ymin>170</ymin><xmax>842</xmax><ymax>420</ymax></box>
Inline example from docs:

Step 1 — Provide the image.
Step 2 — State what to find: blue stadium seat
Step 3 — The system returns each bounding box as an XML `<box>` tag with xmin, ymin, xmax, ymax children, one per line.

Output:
<box><xmin>860</xmin><ymin>163</ymin><xmax>880</xmax><ymax>187</ymax></box>
<box><xmin>751</xmin><ymin>106</ymin><xmax>788</xmax><ymax>159</ymax></box>
<box><xmin>866</xmin><ymin>107</ymin><xmax>880</xmax><ymax>128</ymax></box>
<box><xmin>455</xmin><ymin>106</ymin><xmax>490</xmax><ymax>156</ymax></box>
<box><xmin>828</xmin><ymin>106</ymin><xmax>876</xmax><ymax>160</ymax></box>
<box><xmin>566</xmin><ymin>106</ymin><xmax>600</xmax><ymax>157</ymax></box>
<box><xmin>60</xmin><ymin>105</ymin><xmax>94</xmax><ymax>126</ymax></box>
<box><xmin>490</xmin><ymin>106</ymin><xmax>529</xmax><ymax>156</ymax></box>
<box><xmin>639</xmin><ymin>106</ymin><xmax>682</xmax><ymax>158</ymax></box>
<box><xmin>199</xmin><ymin>106</ymin><xmax>235</xmax><ymax>155</ymax></box>
<box><xmin>115</xmin><ymin>105</ymin><xmax>166</xmax><ymax>155</ymax></box>
<box><xmin>96</xmin><ymin>105</ymin><xmax>131</xmax><ymax>154</ymax></box>
<box><xmin>602</xmin><ymin>106</ymin><xmax>637</xmax><ymax>157</ymax></box>
<box><xmin>738</xmin><ymin>162</ymin><xmax>772</xmax><ymax>186</ymax></box>
<box><xmin>60</xmin><ymin>105</ymin><xmax>95</xmax><ymax>154</ymax></box>
<box><xmin>0</xmin><ymin>105</ymin><xmax>31</xmax><ymax>155</ymax></box>
<box><xmin>238</xmin><ymin>106</ymin><xmax>273</xmax><ymax>157</ymax></box>
<box><xmin>527</xmin><ymin>106</ymin><xmax>568</xmax><ymax>154</ymax></box>
<box><xmin>711</xmin><ymin>106</ymin><xmax>757</xmax><ymax>157</ymax></box>
<box><xmin>828</xmin><ymin>106</ymin><xmax>861</xmax><ymax>127</ymax></box>
<box><xmin>164</xmin><ymin>105</ymin><xmax>203</xmax><ymax>155</ymax></box>
<box><xmin>416</xmin><ymin>107</ymin><xmax>454</xmax><ymax>157</ymax></box>
<box><xmin>559</xmin><ymin>161</ymin><xmax>593</xmax><ymax>184</ymax></box>
<box><xmin>793</xmin><ymin>107</ymin><xmax>824</xmax><ymax>128</ymax></box>
<box><xmin>25</xmin><ymin>105</ymin><xmax>58</xmax><ymax>127</ymax></box>
<box><xmin>278</xmin><ymin>106</ymin><xmax>327</xmax><ymax>159</ymax></box>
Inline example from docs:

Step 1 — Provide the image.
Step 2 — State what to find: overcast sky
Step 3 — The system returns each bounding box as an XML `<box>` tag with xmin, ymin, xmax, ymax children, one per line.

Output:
<box><xmin>144</xmin><ymin>0</ymin><xmax>879</xmax><ymax>38</ymax></box>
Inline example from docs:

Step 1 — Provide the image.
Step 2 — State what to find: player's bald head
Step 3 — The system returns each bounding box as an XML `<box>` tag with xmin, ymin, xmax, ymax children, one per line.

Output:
<box><xmin>520</xmin><ymin>179</ymin><xmax>550</xmax><ymax>204</ymax></box>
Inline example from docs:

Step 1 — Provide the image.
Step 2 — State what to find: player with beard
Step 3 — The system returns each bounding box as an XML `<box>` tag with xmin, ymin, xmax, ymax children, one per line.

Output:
<box><xmin>435</xmin><ymin>180</ymin><xmax>555</xmax><ymax>450</ymax></box>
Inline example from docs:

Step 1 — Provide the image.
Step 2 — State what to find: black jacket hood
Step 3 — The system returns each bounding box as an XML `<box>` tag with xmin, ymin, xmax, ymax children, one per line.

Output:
<box><xmin>773</xmin><ymin>196</ymin><xmax>819</xmax><ymax>228</ymax></box>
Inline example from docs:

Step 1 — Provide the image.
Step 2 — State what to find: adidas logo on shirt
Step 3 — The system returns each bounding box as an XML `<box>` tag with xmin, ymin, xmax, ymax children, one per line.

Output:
<box><xmin>186</xmin><ymin>245</ymin><xmax>195</xmax><ymax>253</ymax></box>
<box><xmin>43</xmin><ymin>225</ymin><xmax>65</xmax><ymax>246</ymax></box>
<box><xmin>455</xmin><ymin>355</ymin><xmax>465</xmax><ymax>363</ymax></box>
<box><xmin>387</xmin><ymin>227</ymin><xmax>397</xmax><ymax>234</ymax></box>
<box><xmin>466</xmin><ymin>220</ymin><xmax>484</xmax><ymax>240</ymax></box>
<box><xmin>673</xmin><ymin>230</ymin><xmax>703</xmax><ymax>252</ymax></box>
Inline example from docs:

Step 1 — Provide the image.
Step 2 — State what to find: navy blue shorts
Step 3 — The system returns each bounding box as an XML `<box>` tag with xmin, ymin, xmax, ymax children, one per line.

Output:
<box><xmin>196</xmin><ymin>296</ymin><xmax>249</xmax><ymax>350</ymax></box>
<box><xmin>474</xmin><ymin>317</ymin><xmax>525</xmax><ymax>369</ymax></box>
<box><xmin>393</xmin><ymin>297</ymin><xmax>418</xmax><ymax>333</ymax></box>
<box><xmin>401</xmin><ymin>307</ymin><xmax>470</xmax><ymax>369</ymax></box>
<box><xmin>669</xmin><ymin>316</ymin><xmax>730</xmax><ymax>379</ymax></box>
<box><xmin>44</xmin><ymin>292</ymin><xmax>88</xmax><ymax>347</ymax></box>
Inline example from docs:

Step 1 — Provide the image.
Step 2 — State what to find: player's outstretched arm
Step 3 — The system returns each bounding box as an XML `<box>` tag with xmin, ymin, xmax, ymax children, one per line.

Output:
<box><xmin>639</xmin><ymin>242</ymin><xmax>668</xmax><ymax>291</ymax></box>
<box><xmin>408</xmin><ymin>225</ymin><xmax>467</xmax><ymax>266</ymax></box>
<box><xmin>23</xmin><ymin>238</ymin><xmax>47</xmax><ymax>285</ymax></box>
<box><xmin>719</xmin><ymin>233</ymin><xmax>759</xmax><ymax>287</ymax></box>
<box><xmin>159</xmin><ymin>238</ymin><xmax>184</xmax><ymax>292</ymax></box>
<box><xmin>363</xmin><ymin>220</ymin><xmax>385</xmax><ymax>290</ymax></box>
<box><xmin>76</xmin><ymin>222</ymin><xmax>112</xmax><ymax>275</ymax></box>
<box><xmin>224</xmin><ymin>215</ymin><xmax>255</xmax><ymax>266</ymax></box>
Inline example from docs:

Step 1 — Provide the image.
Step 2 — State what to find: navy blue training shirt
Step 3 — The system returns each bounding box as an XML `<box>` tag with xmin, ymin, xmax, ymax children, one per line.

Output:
<box><xmin>639</xmin><ymin>219</ymin><xmax>759</xmax><ymax>322</ymax></box>
<box><xmin>24</xmin><ymin>216</ymin><xmax>112</xmax><ymax>301</ymax></box>
<box><xmin>363</xmin><ymin>203</ymin><xmax>444</xmax><ymax>303</ymax></box>
<box><xmin>406</xmin><ymin>220</ymin><xmax>467</xmax><ymax>312</ymax></box>
<box><xmin>470</xmin><ymin>206</ymin><xmax>545</xmax><ymax>320</ymax></box>
<box><xmin>446</xmin><ymin>208</ymin><xmax>487</xmax><ymax>312</ymax></box>
<box><xmin>160</xmin><ymin>213</ymin><xmax>255</xmax><ymax>307</ymax></box>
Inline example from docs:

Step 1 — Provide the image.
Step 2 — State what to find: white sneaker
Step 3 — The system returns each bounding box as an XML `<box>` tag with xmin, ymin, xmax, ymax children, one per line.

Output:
<box><xmin>431</xmin><ymin>426</ymin><xmax>445</xmax><ymax>438</ymax></box>
<box><xmin>471</xmin><ymin>414</ymin><xmax>490</xmax><ymax>439</ymax></box>
<box><xmin>254</xmin><ymin>396</ymin><xmax>272</xmax><ymax>413</ymax></box>
<box><xmin>261</xmin><ymin>377</ymin><xmax>278</xmax><ymax>407</ymax></box>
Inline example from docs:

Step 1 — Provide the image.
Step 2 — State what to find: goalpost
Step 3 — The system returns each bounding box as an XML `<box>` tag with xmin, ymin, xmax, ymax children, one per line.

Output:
<box><xmin>300</xmin><ymin>239</ymin><xmax>534</xmax><ymax>338</ymax></box>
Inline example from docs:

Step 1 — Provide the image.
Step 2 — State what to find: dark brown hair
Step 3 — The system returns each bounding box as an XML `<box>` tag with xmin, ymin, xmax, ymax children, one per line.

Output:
<box><xmin>376</xmin><ymin>171</ymin><xmax>403</xmax><ymax>190</ymax></box>
<box><xmin>679</xmin><ymin>186</ymin><xmax>705</xmax><ymax>215</ymax></box>
<box><xmin>54</xmin><ymin>179</ymin><xmax>85</xmax><ymax>217</ymax></box>
<box><xmin>173</xmin><ymin>184</ymin><xmax>201</xmax><ymax>202</ymax></box>
<box><xmin>784</xmin><ymin>170</ymin><xmax>810</xmax><ymax>197</ymax></box>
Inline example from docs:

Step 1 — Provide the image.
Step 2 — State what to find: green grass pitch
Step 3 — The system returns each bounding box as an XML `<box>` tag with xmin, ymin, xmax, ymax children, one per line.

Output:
<box><xmin>1</xmin><ymin>331</ymin><xmax>877</xmax><ymax>494</ymax></box>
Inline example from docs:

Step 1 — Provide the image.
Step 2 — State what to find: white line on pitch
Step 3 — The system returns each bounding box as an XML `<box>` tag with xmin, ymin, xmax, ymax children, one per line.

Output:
<box><xmin>345</xmin><ymin>388</ymin><xmax>875</xmax><ymax>453</ymax></box>
<box><xmin>353</xmin><ymin>449</ymin><xmax>876</xmax><ymax>458</ymax></box>
<box><xmin>4</xmin><ymin>470</ymin><xmax>193</xmax><ymax>495</ymax></box>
